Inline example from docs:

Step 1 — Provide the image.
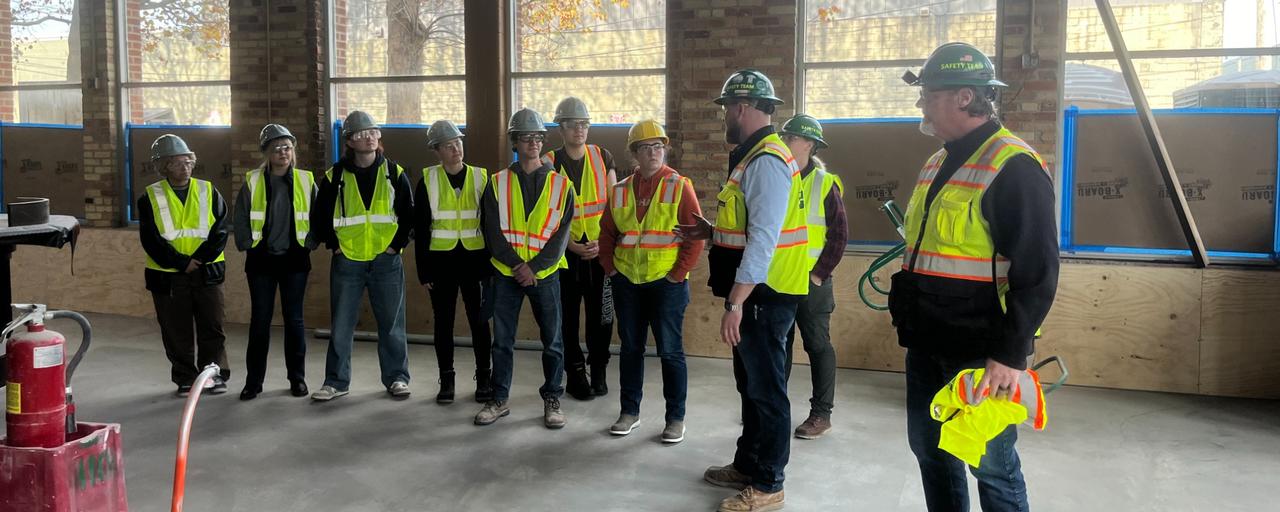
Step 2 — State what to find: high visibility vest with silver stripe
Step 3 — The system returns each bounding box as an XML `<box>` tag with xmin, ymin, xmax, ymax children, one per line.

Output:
<box><xmin>712</xmin><ymin>133</ymin><xmax>810</xmax><ymax>296</ymax></box>
<box><xmin>489</xmin><ymin>169</ymin><xmax>572</xmax><ymax>280</ymax></box>
<box><xmin>144</xmin><ymin>178</ymin><xmax>227</xmax><ymax>272</ymax></box>
<box><xmin>425</xmin><ymin>164</ymin><xmax>487</xmax><ymax>251</ymax></box>
<box><xmin>800</xmin><ymin>165</ymin><xmax>844</xmax><ymax>269</ymax></box>
<box><xmin>901</xmin><ymin>126</ymin><xmax>1047</xmax><ymax>296</ymax></box>
<box><xmin>325</xmin><ymin>162</ymin><xmax>403</xmax><ymax>262</ymax></box>
<box><xmin>245</xmin><ymin>167</ymin><xmax>315</xmax><ymax>249</ymax></box>
<box><xmin>610</xmin><ymin>172</ymin><xmax>690</xmax><ymax>284</ymax></box>
<box><xmin>546</xmin><ymin>145</ymin><xmax>609</xmax><ymax>241</ymax></box>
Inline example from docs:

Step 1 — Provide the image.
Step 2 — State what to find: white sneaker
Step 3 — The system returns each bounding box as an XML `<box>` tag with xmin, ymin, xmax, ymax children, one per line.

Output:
<box><xmin>388</xmin><ymin>381</ymin><xmax>411</xmax><ymax>397</ymax></box>
<box><xmin>311</xmin><ymin>385</ymin><xmax>349</xmax><ymax>401</ymax></box>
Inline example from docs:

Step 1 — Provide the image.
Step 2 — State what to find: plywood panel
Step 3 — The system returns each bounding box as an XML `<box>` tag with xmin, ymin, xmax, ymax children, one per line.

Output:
<box><xmin>1198</xmin><ymin>268</ymin><xmax>1280</xmax><ymax>398</ymax></box>
<box><xmin>821</xmin><ymin>121</ymin><xmax>940</xmax><ymax>243</ymax></box>
<box><xmin>1199</xmin><ymin>336</ymin><xmax>1280</xmax><ymax>399</ymax></box>
<box><xmin>2</xmin><ymin>126</ymin><xmax>85</xmax><ymax>218</ymax></box>
<box><xmin>1038</xmin><ymin>262</ymin><xmax>1202</xmax><ymax>393</ymax></box>
<box><xmin>830</xmin><ymin>255</ymin><xmax>904</xmax><ymax>372</ymax></box>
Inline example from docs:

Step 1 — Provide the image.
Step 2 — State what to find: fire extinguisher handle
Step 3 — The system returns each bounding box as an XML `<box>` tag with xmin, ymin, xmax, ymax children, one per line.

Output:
<box><xmin>44</xmin><ymin>310</ymin><xmax>91</xmax><ymax>387</ymax></box>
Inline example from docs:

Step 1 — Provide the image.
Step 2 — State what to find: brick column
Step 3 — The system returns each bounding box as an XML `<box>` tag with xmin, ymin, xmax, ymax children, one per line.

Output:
<box><xmin>464</xmin><ymin>0</ymin><xmax>509</xmax><ymax>173</ymax></box>
<box><xmin>998</xmin><ymin>0</ymin><xmax>1064</xmax><ymax>172</ymax></box>
<box><xmin>0</xmin><ymin>2</ymin><xmax>15</xmax><ymax>122</ymax></box>
<box><xmin>80</xmin><ymin>0</ymin><xmax>121</xmax><ymax>226</ymax></box>
<box><xmin>665</xmin><ymin>0</ymin><xmax>798</xmax><ymax>212</ymax></box>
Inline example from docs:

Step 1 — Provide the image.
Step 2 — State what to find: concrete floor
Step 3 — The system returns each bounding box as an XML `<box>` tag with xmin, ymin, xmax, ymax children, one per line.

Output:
<box><xmin>12</xmin><ymin>313</ymin><xmax>1278</xmax><ymax>511</ymax></box>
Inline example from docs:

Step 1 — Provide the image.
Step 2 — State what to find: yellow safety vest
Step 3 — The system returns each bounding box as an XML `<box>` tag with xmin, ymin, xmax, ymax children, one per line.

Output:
<box><xmin>425</xmin><ymin>164</ymin><xmax>487</xmax><ymax>251</ymax></box>
<box><xmin>545</xmin><ymin>145</ymin><xmax>609</xmax><ymax>241</ymax></box>
<box><xmin>800</xmin><ymin>165</ymin><xmax>844</xmax><ymax>269</ymax></box>
<box><xmin>610</xmin><ymin>172</ymin><xmax>691</xmax><ymax>284</ymax></box>
<box><xmin>326</xmin><ymin>162</ymin><xmax>403</xmax><ymax>262</ymax></box>
<box><xmin>712</xmin><ymin>134</ymin><xmax>810</xmax><ymax>296</ymax></box>
<box><xmin>901</xmin><ymin>126</ymin><xmax>1048</xmax><ymax>313</ymax></box>
<box><xmin>144</xmin><ymin>178</ymin><xmax>226</xmax><ymax>271</ymax></box>
<box><xmin>489</xmin><ymin>169</ymin><xmax>572</xmax><ymax>279</ymax></box>
<box><xmin>930</xmin><ymin>367</ymin><xmax>1048</xmax><ymax>468</ymax></box>
<box><xmin>245</xmin><ymin>167</ymin><xmax>315</xmax><ymax>249</ymax></box>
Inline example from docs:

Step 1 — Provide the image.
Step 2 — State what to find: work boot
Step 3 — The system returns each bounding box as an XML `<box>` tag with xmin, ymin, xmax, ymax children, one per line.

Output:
<box><xmin>475</xmin><ymin>368</ymin><xmax>494</xmax><ymax>403</ymax></box>
<box><xmin>590</xmin><ymin>364</ymin><xmax>608</xmax><ymax>396</ymax></box>
<box><xmin>544</xmin><ymin>397</ymin><xmax>567</xmax><ymax>429</ymax></box>
<box><xmin>474</xmin><ymin>400</ymin><xmax>510</xmax><ymax>426</ymax></box>
<box><xmin>566</xmin><ymin>363</ymin><xmax>593</xmax><ymax>401</ymax></box>
<box><xmin>718</xmin><ymin>487</ymin><xmax>784</xmax><ymax>512</ymax></box>
<box><xmin>436</xmin><ymin>370</ymin><xmax>456</xmax><ymax>404</ymax></box>
<box><xmin>794</xmin><ymin>414</ymin><xmax>832</xmax><ymax>440</ymax></box>
<box><xmin>704</xmin><ymin>463</ymin><xmax>751</xmax><ymax>490</ymax></box>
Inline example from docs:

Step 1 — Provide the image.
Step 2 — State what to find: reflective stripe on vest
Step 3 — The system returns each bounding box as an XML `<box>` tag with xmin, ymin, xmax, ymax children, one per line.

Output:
<box><xmin>489</xmin><ymin>169</ymin><xmax>572</xmax><ymax>279</ymax></box>
<box><xmin>326</xmin><ymin>162</ymin><xmax>402</xmax><ymax>262</ymax></box>
<box><xmin>426</xmin><ymin>164</ymin><xmax>487</xmax><ymax>251</ymax></box>
<box><xmin>548</xmin><ymin>145</ymin><xmax>609</xmax><ymax>241</ymax></box>
<box><xmin>952</xmin><ymin>368</ymin><xmax>1047</xmax><ymax>430</ymax></box>
<box><xmin>145</xmin><ymin>178</ymin><xmax>226</xmax><ymax>271</ymax></box>
<box><xmin>801</xmin><ymin>167</ymin><xmax>843</xmax><ymax>265</ymax></box>
<box><xmin>246</xmin><ymin>167</ymin><xmax>315</xmax><ymax>248</ymax></box>
<box><xmin>611</xmin><ymin>173</ymin><xmax>688</xmax><ymax>283</ymax></box>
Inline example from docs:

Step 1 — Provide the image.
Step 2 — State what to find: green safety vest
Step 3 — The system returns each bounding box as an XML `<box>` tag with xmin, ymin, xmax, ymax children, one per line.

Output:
<box><xmin>610</xmin><ymin>172</ymin><xmax>690</xmax><ymax>284</ymax></box>
<box><xmin>489</xmin><ymin>169</ymin><xmax>572</xmax><ymax>279</ymax></box>
<box><xmin>326</xmin><ymin>161</ymin><xmax>403</xmax><ymax>262</ymax></box>
<box><xmin>245</xmin><ymin>167</ymin><xmax>315</xmax><ymax>249</ymax></box>
<box><xmin>144</xmin><ymin>178</ymin><xmax>226</xmax><ymax>271</ymax></box>
<box><xmin>425</xmin><ymin>164</ymin><xmax>487</xmax><ymax>251</ymax></box>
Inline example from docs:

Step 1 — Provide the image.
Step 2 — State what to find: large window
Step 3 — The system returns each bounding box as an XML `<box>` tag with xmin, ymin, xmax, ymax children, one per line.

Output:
<box><xmin>329</xmin><ymin>0</ymin><xmax>466</xmax><ymax>125</ymax></box>
<box><xmin>1</xmin><ymin>0</ymin><xmax>82</xmax><ymax>124</ymax></box>
<box><xmin>800</xmin><ymin>0</ymin><xmax>998</xmax><ymax>119</ymax></box>
<box><xmin>1065</xmin><ymin>0</ymin><xmax>1280</xmax><ymax>109</ymax></box>
<box><xmin>511</xmin><ymin>0</ymin><xmax>665</xmax><ymax>123</ymax></box>
<box><xmin>120</xmin><ymin>0</ymin><xmax>230</xmax><ymax>125</ymax></box>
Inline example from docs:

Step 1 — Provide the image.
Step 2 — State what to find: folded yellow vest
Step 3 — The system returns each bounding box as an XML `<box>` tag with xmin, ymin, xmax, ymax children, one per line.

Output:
<box><xmin>930</xmin><ymin>368</ymin><xmax>1048</xmax><ymax>468</ymax></box>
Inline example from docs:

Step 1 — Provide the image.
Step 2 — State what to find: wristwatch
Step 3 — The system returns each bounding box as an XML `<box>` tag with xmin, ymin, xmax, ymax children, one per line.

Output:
<box><xmin>724</xmin><ymin>301</ymin><xmax>743</xmax><ymax>312</ymax></box>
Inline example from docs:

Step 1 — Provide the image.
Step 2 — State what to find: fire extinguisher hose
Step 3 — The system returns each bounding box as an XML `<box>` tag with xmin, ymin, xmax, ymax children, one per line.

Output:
<box><xmin>171</xmin><ymin>363</ymin><xmax>221</xmax><ymax>512</ymax></box>
<box><xmin>43</xmin><ymin>310</ymin><xmax>91</xmax><ymax>386</ymax></box>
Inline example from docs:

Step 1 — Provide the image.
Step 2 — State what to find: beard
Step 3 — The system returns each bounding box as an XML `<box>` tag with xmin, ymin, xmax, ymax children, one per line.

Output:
<box><xmin>918</xmin><ymin>118</ymin><xmax>937</xmax><ymax>137</ymax></box>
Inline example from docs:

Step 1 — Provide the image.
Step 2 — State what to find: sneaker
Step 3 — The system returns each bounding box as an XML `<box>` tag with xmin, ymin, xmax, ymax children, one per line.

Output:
<box><xmin>704</xmin><ymin>463</ymin><xmax>751</xmax><ymax>490</ymax></box>
<box><xmin>437</xmin><ymin>371</ymin><xmax>456</xmax><ymax>404</ymax></box>
<box><xmin>475</xmin><ymin>369</ymin><xmax>494</xmax><ymax>403</ymax></box>
<box><xmin>388</xmin><ymin>380</ymin><xmax>411</xmax><ymax>398</ymax></box>
<box><xmin>609</xmin><ymin>414</ymin><xmax>641</xmax><ymax>436</ymax></box>
<box><xmin>794</xmin><ymin>414</ymin><xmax>832</xmax><ymax>440</ymax></box>
<box><xmin>311</xmin><ymin>385</ymin><xmax>349</xmax><ymax>401</ymax></box>
<box><xmin>661</xmin><ymin>420</ymin><xmax>686</xmax><ymax>444</ymax></box>
<box><xmin>474</xmin><ymin>400</ymin><xmax>510</xmax><ymax>426</ymax></box>
<box><xmin>208</xmin><ymin>377</ymin><xmax>229</xmax><ymax>395</ymax></box>
<box><xmin>718</xmin><ymin>487</ymin><xmax>784</xmax><ymax>512</ymax></box>
<box><xmin>544</xmin><ymin>397</ymin><xmax>566</xmax><ymax>429</ymax></box>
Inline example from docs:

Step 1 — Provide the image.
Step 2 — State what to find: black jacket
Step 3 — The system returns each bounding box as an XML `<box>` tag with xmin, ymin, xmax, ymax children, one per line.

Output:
<box><xmin>137</xmin><ymin>180</ymin><xmax>229</xmax><ymax>293</ymax></box>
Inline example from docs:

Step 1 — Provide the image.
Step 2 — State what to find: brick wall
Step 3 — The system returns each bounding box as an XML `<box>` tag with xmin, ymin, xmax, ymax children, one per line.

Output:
<box><xmin>0</xmin><ymin>2</ymin><xmax>14</xmax><ymax>122</ymax></box>
<box><xmin>79</xmin><ymin>0</ymin><xmax>121</xmax><ymax>226</ymax></box>
<box><xmin>999</xmin><ymin>0</ymin><xmax>1063</xmax><ymax>172</ymax></box>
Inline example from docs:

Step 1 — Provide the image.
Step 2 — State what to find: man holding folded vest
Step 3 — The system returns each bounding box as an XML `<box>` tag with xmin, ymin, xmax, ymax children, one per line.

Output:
<box><xmin>889</xmin><ymin>42</ymin><xmax>1059</xmax><ymax>512</ymax></box>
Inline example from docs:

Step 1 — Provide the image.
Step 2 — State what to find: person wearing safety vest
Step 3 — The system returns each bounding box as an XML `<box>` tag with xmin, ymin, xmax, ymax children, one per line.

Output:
<box><xmin>413</xmin><ymin>119</ymin><xmax>494</xmax><ymax>405</ymax></box>
<box><xmin>778</xmin><ymin>114</ymin><xmax>848</xmax><ymax>441</ymax></box>
<box><xmin>889</xmin><ymin>42</ymin><xmax>1059</xmax><ymax>512</ymax></box>
<box><xmin>675</xmin><ymin>69</ymin><xmax>808</xmax><ymax>512</ymax></box>
<box><xmin>597</xmin><ymin>119</ymin><xmax>704</xmax><ymax>445</ymax></box>
<box><xmin>310</xmin><ymin>110</ymin><xmax>416</xmax><ymax>402</ymax></box>
<box><xmin>137</xmin><ymin>134</ymin><xmax>231</xmax><ymax>397</ymax></box>
<box><xmin>541</xmin><ymin>97</ymin><xmax>618</xmax><ymax>401</ymax></box>
<box><xmin>474</xmin><ymin>108</ymin><xmax>576</xmax><ymax>430</ymax></box>
<box><xmin>231</xmin><ymin>124</ymin><xmax>317</xmax><ymax>401</ymax></box>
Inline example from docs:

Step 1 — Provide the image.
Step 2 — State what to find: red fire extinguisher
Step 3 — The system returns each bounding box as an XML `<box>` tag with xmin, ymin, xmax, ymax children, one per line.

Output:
<box><xmin>4</xmin><ymin>304</ymin><xmax>92</xmax><ymax>449</ymax></box>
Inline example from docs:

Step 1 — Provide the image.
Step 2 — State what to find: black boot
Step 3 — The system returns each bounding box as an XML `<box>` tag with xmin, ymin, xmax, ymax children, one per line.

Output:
<box><xmin>591</xmin><ymin>363</ymin><xmax>608</xmax><ymax>396</ymax></box>
<box><xmin>436</xmin><ymin>370</ymin><xmax>456</xmax><ymax>404</ymax></box>
<box><xmin>475</xmin><ymin>368</ymin><xmax>494</xmax><ymax>403</ymax></box>
<box><xmin>566</xmin><ymin>363</ymin><xmax>594</xmax><ymax>401</ymax></box>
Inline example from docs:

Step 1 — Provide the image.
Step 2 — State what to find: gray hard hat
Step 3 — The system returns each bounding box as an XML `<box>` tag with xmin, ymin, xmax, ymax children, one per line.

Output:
<box><xmin>553</xmin><ymin>97</ymin><xmax>590</xmax><ymax>124</ymax></box>
<box><xmin>341</xmin><ymin>110</ymin><xmax>379</xmax><ymax>139</ymax></box>
<box><xmin>427</xmin><ymin>120</ymin><xmax>464</xmax><ymax>148</ymax></box>
<box><xmin>507</xmin><ymin>108</ymin><xmax>548</xmax><ymax>134</ymax></box>
<box><xmin>150</xmin><ymin>134</ymin><xmax>194</xmax><ymax>161</ymax></box>
<box><xmin>259</xmin><ymin>124</ymin><xmax>296</xmax><ymax>150</ymax></box>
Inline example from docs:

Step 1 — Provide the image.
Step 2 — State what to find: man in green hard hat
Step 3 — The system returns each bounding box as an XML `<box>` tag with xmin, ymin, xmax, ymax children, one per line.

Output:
<box><xmin>891</xmin><ymin>42</ymin><xmax>1059</xmax><ymax>512</ymax></box>
<box><xmin>778</xmin><ymin>114</ymin><xmax>847</xmax><ymax>442</ymax></box>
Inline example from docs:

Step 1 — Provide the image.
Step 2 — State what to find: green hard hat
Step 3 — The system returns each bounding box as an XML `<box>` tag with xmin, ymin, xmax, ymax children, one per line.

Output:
<box><xmin>150</xmin><ymin>134</ymin><xmax>194</xmax><ymax>161</ymax></box>
<box><xmin>905</xmin><ymin>42</ymin><xmax>1007</xmax><ymax>89</ymax></box>
<box><xmin>713</xmin><ymin>69</ymin><xmax>784</xmax><ymax>105</ymax></box>
<box><xmin>426</xmin><ymin>120</ymin><xmax>463</xmax><ymax>148</ymax></box>
<box><xmin>553</xmin><ymin>97</ymin><xmax>590</xmax><ymax>123</ymax></box>
<box><xmin>341</xmin><ymin>110</ymin><xmax>379</xmax><ymax>139</ymax></box>
<box><xmin>507</xmin><ymin>108</ymin><xmax>548</xmax><ymax>134</ymax></box>
<box><xmin>780</xmin><ymin>114</ymin><xmax>827</xmax><ymax>149</ymax></box>
<box><xmin>259</xmin><ymin>124</ymin><xmax>296</xmax><ymax>150</ymax></box>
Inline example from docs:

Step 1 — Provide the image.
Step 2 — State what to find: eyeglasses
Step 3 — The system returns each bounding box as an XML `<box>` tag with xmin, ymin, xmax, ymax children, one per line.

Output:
<box><xmin>634</xmin><ymin>142</ymin><xmax>665</xmax><ymax>153</ymax></box>
<box><xmin>516</xmin><ymin>133</ymin><xmax>545</xmax><ymax>143</ymax></box>
<box><xmin>350</xmin><ymin>129</ymin><xmax>381</xmax><ymax>141</ymax></box>
<box><xmin>270</xmin><ymin>144</ymin><xmax>294</xmax><ymax>153</ymax></box>
<box><xmin>561</xmin><ymin>120</ymin><xmax>590</xmax><ymax>130</ymax></box>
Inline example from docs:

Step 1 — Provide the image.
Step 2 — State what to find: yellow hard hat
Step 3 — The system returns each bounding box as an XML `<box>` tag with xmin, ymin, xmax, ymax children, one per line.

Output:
<box><xmin>627</xmin><ymin>119</ymin><xmax>668</xmax><ymax>150</ymax></box>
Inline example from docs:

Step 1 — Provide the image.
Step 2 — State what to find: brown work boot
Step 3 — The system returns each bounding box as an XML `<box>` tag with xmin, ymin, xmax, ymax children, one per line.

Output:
<box><xmin>794</xmin><ymin>414</ymin><xmax>832</xmax><ymax>440</ymax></box>
<box><xmin>703</xmin><ymin>463</ymin><xmax>751</xmax><ymax>490</ymax></box>
<box><xmin>718</xmin><ymin>487</ymin><xmax>784</xmax><ymax>512</ymax></box>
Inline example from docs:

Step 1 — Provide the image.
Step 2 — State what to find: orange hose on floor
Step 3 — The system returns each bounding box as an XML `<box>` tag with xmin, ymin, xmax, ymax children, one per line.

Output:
<box><xmin>171</xmin><ymin>364</ymin><xmax>220</xmax><ymax>512</ymax></box>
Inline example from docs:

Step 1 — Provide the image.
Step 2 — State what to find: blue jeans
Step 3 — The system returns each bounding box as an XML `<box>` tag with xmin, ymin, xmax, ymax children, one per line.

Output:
<box><xmin>614</xmin><ymin>275</ymin><xmax>689</xmax><ymax>422</ymax></box>
<box><xmin>324</xmin><ymin>252</ymin><xmax>409</xmax><ymax>391</ymax></box>
<box><xmin>906</xmin><ymin>349</ymin><xmax>1029</xmax><ymax>512</ymax></box>
<box><xmin>490</xmin><ymin>274</ymin><xmax>564</xmax><ymax>402</ymax></box>
<box><xmin>245</xmin><ymin>269</ymin><xmax>309</xmax><ymax>391</ymax></box>
<box><xmin>732</xmin><ymin>301</ymin><xmax>797</xmax><ymax>494</ymax></box>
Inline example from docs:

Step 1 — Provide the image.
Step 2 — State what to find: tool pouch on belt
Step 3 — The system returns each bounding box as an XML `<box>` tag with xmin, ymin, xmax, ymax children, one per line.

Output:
<box><xmin>889</xmin><ymin>271</ymin><xmax>1003</xmax><ymax>357</ymax></box>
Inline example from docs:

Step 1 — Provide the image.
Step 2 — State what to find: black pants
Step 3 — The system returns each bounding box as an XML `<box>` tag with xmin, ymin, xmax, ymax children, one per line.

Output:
<box><xmin>428</xmin><ymin>274</ymin><xmax>492</xmax><ymax>374</ymax></box>
<box><xmin>784</xmin><ymin>277</ymin><xmax>837</xmax><ymax>419</ymax></box>
<box><xmin>732</xmin><ymin>301</ymin><xmax>798</xmax><ymax>494</ymax></box>
<box><xmin>152</xmin><ymin>272</ymin><xmax>230</xmax><ymax>386</ymax></box>
<box><xmin>244</xmin><ymin>270</ymin><xmax>308</xmax><ymax>391</ymax></box>
<box><xmin>560</xmin><ymin>255</ymin><xmax>613</xmax><ymax>370</ymax></box>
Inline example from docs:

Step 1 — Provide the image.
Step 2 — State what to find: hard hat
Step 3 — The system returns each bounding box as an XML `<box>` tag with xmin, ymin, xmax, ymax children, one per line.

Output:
<box><xmin>553</xmin><ymin>97</ymin><xmax>591</xmax><ymax>123</ymax></box>
<box><xmin>426</xmin><ymin>120</ymin><xmax>464</xmax><ymax>148</ymax></box>
<box><xmin>779</xmin><ymin>114</ymin><xmax>828</xmax><ymax>149</ymax></box>
<box><xmin>904</xmin><ymin>42</ymin><xmax>1007</xmax><ymax>89</ymax></box>
<box><xmin>507</xmin><ymin>108</ymin><xmax>548</xmax><ymax>134</ymax></box>
<box><xmin>150</xmin><ymin>134</ymin><xmax>194</xmax><ymax>161</ymax></box>
<box><xmin>259</xmin><ymin>124</ymin><xmax>296</xmax><ymax>150</ymax></box>
<box><xmin>713</xmin><ymin>69</ymin><xmax>784</xmax><ymax>106</ymax></box>
<box><xmin>626</xmin><ymin>119</ymin><xmax>669</xmax><ymax>150</ymax></box>
<box><xmin>341</xmin><ymin>110</ymin><xmax>379</xmax><ymax>139</ymax></box>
